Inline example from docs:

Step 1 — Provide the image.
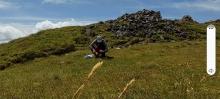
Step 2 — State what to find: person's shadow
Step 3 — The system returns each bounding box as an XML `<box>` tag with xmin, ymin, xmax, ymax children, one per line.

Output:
<box><xmin>99</xmin><ymin>56</ymin><xmax>114</xmax><ymax>60</ymax></box>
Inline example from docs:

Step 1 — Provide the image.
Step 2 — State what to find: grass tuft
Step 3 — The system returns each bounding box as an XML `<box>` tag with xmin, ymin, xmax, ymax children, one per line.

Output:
<box><xmin>118</xmin><ymin>78</ymin><xmax>136</xmax><ymax>99</ymax></box>
<box><xmin>73</xmin><ymin>61</ymin><xmax>103</xmax><ymax>98</ymax></box>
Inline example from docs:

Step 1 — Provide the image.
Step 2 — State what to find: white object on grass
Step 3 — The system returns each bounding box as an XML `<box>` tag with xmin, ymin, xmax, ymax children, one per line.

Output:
<box><xmin>84</xmin><ymin>54</ymin><xmax>94</xmax><ymax>59</ymax></box>
<box><xmin>207</xmin><ymin>24</ymin><xmax>216</xmax><ymax>76</ymax></box>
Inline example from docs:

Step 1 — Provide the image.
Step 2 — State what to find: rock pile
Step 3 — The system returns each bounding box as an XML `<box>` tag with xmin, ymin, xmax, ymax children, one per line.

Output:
<box><xmin>105</xmin><ymin>9</ymin><xmax>199</xmax><ymax>42</ymax></box>
<box><xmin>108</xmin><ymin>9</ymin><xmax>162</xmax><ymax>37</ymax></box>
<box><xmin>180</xmin><ymin>15</ymin><xmax>197</xmax><ymax>23</ymax></box>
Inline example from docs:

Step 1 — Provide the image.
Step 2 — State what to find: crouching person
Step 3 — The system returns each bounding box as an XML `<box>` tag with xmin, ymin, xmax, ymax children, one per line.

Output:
<box><xmin>89</xmin><ymin>36</ymin><xmax>108</xmax><ymax>58</ymax></box>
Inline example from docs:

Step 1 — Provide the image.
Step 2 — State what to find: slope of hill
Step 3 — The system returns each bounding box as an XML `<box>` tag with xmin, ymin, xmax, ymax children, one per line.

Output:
<box><xmin>0</xmin><ymin>41</ymin><xmax>219</xmax><ymax>98</ymax></box>
<box><xmin>0</xmin><ymin>9</ymin><xmax>220</xmax><ymax>98</ymax></box>
<box><xmin>1</xmin><ymin>9</ymin><xmax>218</xmax><ymax>70</ymax></box>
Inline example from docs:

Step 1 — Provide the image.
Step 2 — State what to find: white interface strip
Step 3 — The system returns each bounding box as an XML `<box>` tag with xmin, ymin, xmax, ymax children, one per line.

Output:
<box><xmin>207</xmin><ymin>24</ymin><xmax>216</xmax><ymax>75</ymax></box>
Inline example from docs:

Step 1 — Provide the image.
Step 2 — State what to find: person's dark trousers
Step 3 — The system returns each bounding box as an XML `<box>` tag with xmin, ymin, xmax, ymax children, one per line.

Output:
<box><xmin>100</xmin><ymin>52</ymin><xmax>106</xmax><ymax>57</ymax></box>
<box><xmin>95</xmin><ymin>52</ymin><xmax>105</xmax><ymax>58</ymax></box>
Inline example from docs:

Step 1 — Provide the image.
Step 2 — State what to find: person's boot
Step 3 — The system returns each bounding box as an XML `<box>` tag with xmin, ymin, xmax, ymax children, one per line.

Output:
<box><xmin>95</xmin><ymin>54</ymin><xmax>99</xmax><ymax>58</ymax></box>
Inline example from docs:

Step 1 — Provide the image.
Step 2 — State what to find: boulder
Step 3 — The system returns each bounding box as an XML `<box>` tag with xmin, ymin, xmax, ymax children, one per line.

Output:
<box><xmin>180</xmin><ymin>15</ymin><xmax>197</xmax><ymax>23</ymax></box>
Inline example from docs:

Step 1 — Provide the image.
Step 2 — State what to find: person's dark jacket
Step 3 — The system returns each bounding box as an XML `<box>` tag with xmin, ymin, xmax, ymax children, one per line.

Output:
<box><xmin>89</xmin><ymin>39</ymin><xmax>108</xmax><ymax>53</ymax></box>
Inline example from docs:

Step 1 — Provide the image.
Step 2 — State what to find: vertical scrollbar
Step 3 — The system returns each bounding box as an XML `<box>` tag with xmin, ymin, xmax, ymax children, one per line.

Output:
<box><xmin>207</xmin><ymin>24</ymin><xmax>216</xmax><ymax>75</ymax></box>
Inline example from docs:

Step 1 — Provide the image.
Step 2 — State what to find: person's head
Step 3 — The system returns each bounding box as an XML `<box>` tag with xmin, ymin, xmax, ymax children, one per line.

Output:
<box><xmin>96</xmin><ymin>36</ymin><xmax>103</xmax><ymax>43</ymax></box>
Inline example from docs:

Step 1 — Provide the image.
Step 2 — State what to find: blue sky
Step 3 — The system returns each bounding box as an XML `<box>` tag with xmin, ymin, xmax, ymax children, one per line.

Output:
<box><xmin>0</xmin><ymin>0</ymin><xmax>220</xmax><ymax>43</ymax></box>
<box><xmin>0</xmin><ymin>0</ymin><xmax>219</xmax><ymax>22</ymax></box>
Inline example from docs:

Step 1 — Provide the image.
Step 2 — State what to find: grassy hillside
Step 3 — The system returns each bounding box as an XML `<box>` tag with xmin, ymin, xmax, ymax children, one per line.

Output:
<box><xmin>0</xmin><ymin>40</ymin><xmax>219</xmax><ymax>98</ymax></box>
<box><xmin>0</xmin><ymin>26</ymin><xmax>83</xmax><ymax>69</ymax></box>
<box><xmin>0</xmin><ymin>9</ymin><xmax>219</xmax><ymax>70</ymax></box>
<box><xmin>0</xmin><ymin>22</ymin><xmax>219</xmax><ymax>70</ymax></box>
<box><xmin>0</xmin><ymin>9</ymin><xmax>219</xmax><ymax>98</ymax></box>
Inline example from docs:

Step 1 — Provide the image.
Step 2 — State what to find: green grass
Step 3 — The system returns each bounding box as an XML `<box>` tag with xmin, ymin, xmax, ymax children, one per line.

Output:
<box><xmin>0</xmin><ymin>20</ymin><xmax>219</xmax><ymax>98</ymax></box>
<box><xmin>0</xmin><ymin>40</ymin><xmax>219</xmax><ymax>98</ymax></box>
<box><xmin>0</xmin><ymin>21</ymin><xmax>219</xmax><ymax>70</ymax></box>
<box><xmin>0</xmin><ymin>26</ymin><xmax>84</xmax><ymax>68</ymax></box>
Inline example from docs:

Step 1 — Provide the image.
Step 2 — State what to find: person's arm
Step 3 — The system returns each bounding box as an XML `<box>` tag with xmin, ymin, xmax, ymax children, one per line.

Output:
<box><xmin>89</xmin><ymin>39</ymin><xmax>96</xmax><ymax>49</ymax></box>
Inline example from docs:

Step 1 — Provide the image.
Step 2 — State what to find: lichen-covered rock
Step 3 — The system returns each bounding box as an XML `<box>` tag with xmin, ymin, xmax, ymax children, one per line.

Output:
<box><xmin>108</xmin><ymin>9</ymin><xmax>162</xmax><ymax>37</ymax></box>
<box><xmin>104</xmin><ymin>9</ymin><xmax>200</xmax><ymax>42</ymax></box>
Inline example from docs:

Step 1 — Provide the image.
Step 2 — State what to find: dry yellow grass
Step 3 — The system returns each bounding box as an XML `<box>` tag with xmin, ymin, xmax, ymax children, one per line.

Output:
<box><xmin>87</xmin><ymin>61</ymin><xmax>103</xmax><ymax>79</ymax></box>
<box><xmin>73</xmin><ymin>84</ymin><xmax>85</xmax><ymax>99</ymax></box>
<box><xmin>73</xmin><ymin>61</ymin><xmax>103</xmax><ymax>99</ymax></box>
<box><xmin>118</xmin><ymin>78</ymin><xmax>136</xmax><ymax>99</ymax></box>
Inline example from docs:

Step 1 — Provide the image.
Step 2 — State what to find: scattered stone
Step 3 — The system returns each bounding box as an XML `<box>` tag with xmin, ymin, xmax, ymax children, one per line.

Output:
<box><xmin>115</xmin><ymin>47</ymin><xmax>121</xmax><ymax>49</ymax></box>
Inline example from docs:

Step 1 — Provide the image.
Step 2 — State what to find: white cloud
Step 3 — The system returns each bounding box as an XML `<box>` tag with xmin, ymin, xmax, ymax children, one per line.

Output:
<box><xmin>42</xmin><ymin>0</ymin><xmax>91</xmax><ymax>4</ymax></box>
<box><xmin>0</xmin><ymin>19</ymin><xmax>95</xmax><ymax>43</ymax></box>
<box><xmin>0</xmin><ymin>25</ymin><xmax>25</xmax><ymax>43</ymax></box>
<box><xmin>0</xmin><ymin>0</ymin><xmax>12</xmax><ymax>9</ymax></box>
<box><xmin>35</xmin><ymin>19</ymin><xmax>93</xmax><ymax>31</ymax></box>
<box><xmin>173</xmin><ymin>0</ymin><xmax>220</xmax><ymax>11</ymax></box>
<box><xmin>43</xmin><ymin>0</ymin><xmax>68</xmax><ymax>4</ymax></box>
<box><xmin>0</xmin><ymin>0</ymin><xmax>18</xmax><ymax>10</ymax></box>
